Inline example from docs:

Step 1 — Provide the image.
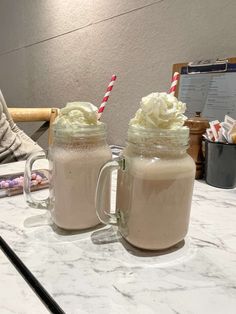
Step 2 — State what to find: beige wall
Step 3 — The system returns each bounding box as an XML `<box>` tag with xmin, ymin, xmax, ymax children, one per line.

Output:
<box><xmin>0</xmin><ymin>0</ymin><xmax>236</xmax><ymax>147</ymax></box>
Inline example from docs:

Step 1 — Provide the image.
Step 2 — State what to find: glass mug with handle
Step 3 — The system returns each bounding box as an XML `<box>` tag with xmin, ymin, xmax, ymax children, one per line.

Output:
<box><xmin>96</xmin><ymin>125</ymin><xmax>195</xmax><ymax>250</ymax></box>
<box><xmin>24</xmin><ymin>102</ymin><xmax>112</xmax><ymax>230</ymax></box>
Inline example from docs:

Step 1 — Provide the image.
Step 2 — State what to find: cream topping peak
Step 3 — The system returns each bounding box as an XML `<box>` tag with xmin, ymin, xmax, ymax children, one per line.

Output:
<box><xmin>54</xmin><ymin>102</ymin><xmax>101</xmax><ymax>130</ymax></box>
<box><xmin>129</xmin><ymin>92</ymin><xmax>187</xmax><ymax>129</ymax></box>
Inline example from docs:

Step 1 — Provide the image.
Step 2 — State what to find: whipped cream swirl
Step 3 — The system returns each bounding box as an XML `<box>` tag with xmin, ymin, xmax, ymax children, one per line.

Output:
<box><xmin>54</xmin><ymin>102</ymin><xmax>101</xmax><ymax>129</ymax></box>
<box><xmin>130</xmin><ymin>92</ymin><xmax>187</xmax><ymax>129</ymax></box>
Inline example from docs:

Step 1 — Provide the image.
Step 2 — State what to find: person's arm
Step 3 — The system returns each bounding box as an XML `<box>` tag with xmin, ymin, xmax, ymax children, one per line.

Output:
<box><xmin>0</xmin><ymin>90</ymin><xmax>42</xmax><ymax>164</ymax></box>
<box><xmin>0</xmin><ymin>90</ymin><xmax>21</xmax><ymax>133</ymax></box>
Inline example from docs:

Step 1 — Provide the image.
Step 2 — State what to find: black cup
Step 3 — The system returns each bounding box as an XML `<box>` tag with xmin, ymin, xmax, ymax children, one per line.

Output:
<box><xmin>205</xmin><ymin>140</ymin><xmax>236</xmax><ymax>189</ymax></box>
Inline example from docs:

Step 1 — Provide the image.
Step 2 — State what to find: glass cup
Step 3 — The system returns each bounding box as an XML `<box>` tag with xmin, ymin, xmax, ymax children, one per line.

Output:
<box><xmin>24</xmin><ymin>124</ymin><xmax>111</xmax><ymax>230</ymax></box>
<box><xmin>96</xmin><ymin>126</ymin><xmax>196</xmax><ymax>250</ymax></box>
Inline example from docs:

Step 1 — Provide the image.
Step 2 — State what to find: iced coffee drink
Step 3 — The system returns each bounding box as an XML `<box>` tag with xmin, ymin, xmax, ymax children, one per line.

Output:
<box><xmin>96</xmin><ymin>92</ymin><xmax>195</xmax><ymax>250</ymax></box>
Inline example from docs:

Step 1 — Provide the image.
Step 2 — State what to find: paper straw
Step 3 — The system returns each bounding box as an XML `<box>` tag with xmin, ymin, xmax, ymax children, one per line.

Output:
<box><xmin>97</xmin><ymin>74</ymin><xmax>117</xmax><ymax>120</ymax></box>
<box><xmin>169</xmin><ymin>72</ymin><xmax>180</xmax><ymax>95</ymax></box>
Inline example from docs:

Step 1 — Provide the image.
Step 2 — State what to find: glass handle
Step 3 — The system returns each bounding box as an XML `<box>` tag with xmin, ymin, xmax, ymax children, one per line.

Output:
<box><xmin>24</xmin><ymin>150</ymin><xmax>50</xmax><ymax>210</ymax></box>
<box><xmin>95</xmin><ymin>156</ymin><xmax>125</xmax><ymax>225</ymax></box>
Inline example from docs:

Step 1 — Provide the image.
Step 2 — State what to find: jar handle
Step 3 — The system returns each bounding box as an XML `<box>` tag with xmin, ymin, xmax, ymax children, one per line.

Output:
<box><xmin>95</xmin><ymin>156</ymin><xmax>125</xmax><ymax>225</ymax></box>
<box><xmin>24</xmin><ymin>150</ymin><xmax>50</xmax><ymax>210</ymax></box>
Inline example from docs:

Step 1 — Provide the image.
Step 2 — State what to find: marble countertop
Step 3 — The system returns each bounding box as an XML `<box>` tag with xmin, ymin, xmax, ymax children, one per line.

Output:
<box><xmin>0</xmin><ymin>249</ymin><xmax>49</xmax><ymax>313</ymax></box>
<box><xmin>0</xmin><ymin>161</ymin><xmax>236</xmax><ymax>314</ymax></box>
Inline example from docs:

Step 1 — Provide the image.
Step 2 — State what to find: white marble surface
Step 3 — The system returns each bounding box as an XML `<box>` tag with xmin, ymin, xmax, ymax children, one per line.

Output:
<box><xmin>0</xmin><ymin>161</ymin><xmax>236</xmax><ymax>314</ymax></box>
<box><xmin>0</xmin><ymin>250</ymin><xmax>49</xmax><ymax>314</ymax></box>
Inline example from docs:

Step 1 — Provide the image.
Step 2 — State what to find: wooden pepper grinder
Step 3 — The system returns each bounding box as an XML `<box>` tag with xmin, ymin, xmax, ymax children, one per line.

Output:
<box><xmin>184</xmin><ymin>112</ymin><xmax>209</xmax><ymax>179</ymax></box>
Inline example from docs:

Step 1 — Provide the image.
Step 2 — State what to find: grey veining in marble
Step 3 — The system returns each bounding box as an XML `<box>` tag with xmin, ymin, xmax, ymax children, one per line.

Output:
<box><xmin>0</xmin><ymin>250</ymin><xmax>48</xmax><ymax>314</ymax></box>
<box><xmin>0</xmin><ymin>161</ymin><xmax>236</xmax><ymax>314</ymax></box>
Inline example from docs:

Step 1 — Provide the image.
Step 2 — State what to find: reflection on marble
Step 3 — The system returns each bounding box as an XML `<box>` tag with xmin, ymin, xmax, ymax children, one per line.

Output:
<box><xmin>0</xmin><ymin>161</ymin><xmax>236</xmax><ymax>314</ymax></box>
<box><xmin>0</xmin><ymin>250</ymin><xmax>48</xmax><ymax>313</ymax></box>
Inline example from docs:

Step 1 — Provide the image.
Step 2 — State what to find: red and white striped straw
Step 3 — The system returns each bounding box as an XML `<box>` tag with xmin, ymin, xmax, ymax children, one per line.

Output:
<box><xmin>97</xmin><ymin>74</ymin><xmax>117</xmax><ymax>120</ymax></box>
<box><xmin>169</xmin><ymin>72</ymin><xmax>180</xmax><ymax>96</ymax></box>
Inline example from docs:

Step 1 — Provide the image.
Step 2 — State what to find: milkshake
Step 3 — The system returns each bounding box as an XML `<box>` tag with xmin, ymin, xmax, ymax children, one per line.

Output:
<box><xmin>116</xmin><ymin>143</ymin><xmax>195</xmax><ymax>250</ymax></box>
<box><xmin>25</xmin><ymin>102</ymin><xmax>111</xmax><ymax>230</ymax></box>
<box><xmin>96</xmin><ymin>92</ymin><xmax>195</xmax><ymax>250</ymax></box>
